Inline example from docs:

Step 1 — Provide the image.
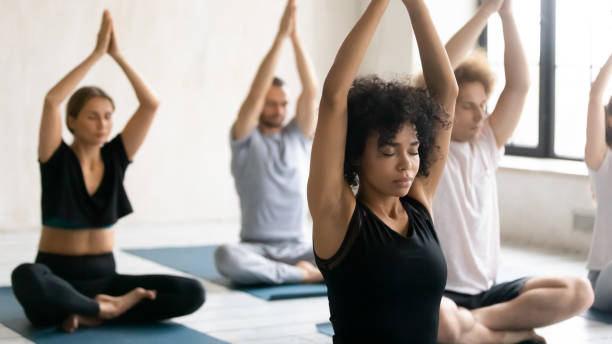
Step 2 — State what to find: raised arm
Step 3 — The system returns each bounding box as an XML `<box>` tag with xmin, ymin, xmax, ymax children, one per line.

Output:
<box><xmin>39</xmin><ymin>11</ymin><xmax>111</xmax><ymax>162</ymax></box>
<box><xmin>290</xmin><ymin>21</ymin><xmax>319</xmax><ymax>139</ymax></box>
<box><xmin>404</xmin><ymin>0</ymin><xmax>458</xmax><ymax>209</ymax></box>
<box><xmin>231</xmin><ymin>0</ymin><xmax>295</xmax><ymax>140</ymax></box>
<box><xmin>488</xmin><ymin>0</ymin><xmax>530</xmax><ymax>148</ymax></box>
<box><xmin>308</xmin><ymin>0</ymin><xmax>390</xmax><ymax>258</ymax></box>
<box><xmin>445</xmin><ymin>0</ymin><xmax>503</xmax><ymax>68</ymax></box>
<box><xmin>585</xmin><ymin>53</ymin><xmax>612</xmax><ymax>170</ymax></box>
<box><xmin>107</xmin><ymin>17</ymin><xmax>160</xmax><ymax>161</ymax></box>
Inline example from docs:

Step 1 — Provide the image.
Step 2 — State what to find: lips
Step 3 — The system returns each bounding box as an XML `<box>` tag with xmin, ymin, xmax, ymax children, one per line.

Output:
<box><xmin>393</xmin><ymin>177</ymin><xmax>413</xmax><ymax>187</ymax></box>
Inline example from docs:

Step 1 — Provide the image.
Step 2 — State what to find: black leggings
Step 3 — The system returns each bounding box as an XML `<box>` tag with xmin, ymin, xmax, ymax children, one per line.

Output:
<box><xmin>11</xmin><ymin>252</ymin><xmax>205</xmax><ymax>327</ymax></box>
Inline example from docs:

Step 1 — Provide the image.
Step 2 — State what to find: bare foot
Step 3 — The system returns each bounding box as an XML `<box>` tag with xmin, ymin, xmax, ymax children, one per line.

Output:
<box><xmin>295</xmin><ymin>261</ymin><xmax>323</xmax><ymax>283</ymax></box>
<box><xmin>61</xmin><ymin>314</ymin><xmax>102</xmax><ymax>333</ymax></box>
<box><xmin>96</xmin><ymin>288</ymin><xmax>157</xmax><ymax>320</ymax></box>
<box><xmin>61</xmin><ymin>314</ymin><xmax>78</xmax><ymax>333</ymax></box>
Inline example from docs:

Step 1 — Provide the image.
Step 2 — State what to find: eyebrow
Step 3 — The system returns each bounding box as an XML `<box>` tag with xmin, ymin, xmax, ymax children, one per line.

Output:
<box><xmin>384</xmin><ymin>141</ymin><xmax>420</xmax><ymax>147</ymax></box>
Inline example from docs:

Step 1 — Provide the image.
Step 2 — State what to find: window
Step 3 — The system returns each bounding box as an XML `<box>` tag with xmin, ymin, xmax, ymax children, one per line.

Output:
<box><xmin>484</xmin><ymin>0</ymin><xmax>612</xmax><ymax>160</ymax></box>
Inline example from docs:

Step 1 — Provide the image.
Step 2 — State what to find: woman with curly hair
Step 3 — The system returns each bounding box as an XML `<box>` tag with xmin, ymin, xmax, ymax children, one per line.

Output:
<box><xmin>307</xmin><ymin>0</ymin><xmax>545</xmax><ymax>343</ymax></box>
<box><xmin>10</xmin><ymin>10</ymin><xmax>204</xmax><ymax>333</ymax></box>
<box><xmin>585</xmin><ymin>52</ymin><xmax>612</xmax><ymax>313</ymax></box>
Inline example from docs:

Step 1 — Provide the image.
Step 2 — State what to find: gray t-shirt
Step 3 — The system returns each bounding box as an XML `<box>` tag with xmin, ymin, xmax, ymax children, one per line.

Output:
<box><xmin>230</xmin><ymin>120</ymin><xmax>312</xmax><ymax>242</ymax></box>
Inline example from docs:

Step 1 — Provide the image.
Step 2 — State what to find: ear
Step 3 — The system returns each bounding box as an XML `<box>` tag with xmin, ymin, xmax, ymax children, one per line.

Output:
<box><xmin>67</xmin><ymin>116</ymin><xmax>75</xmax><ymax>132</ymax></box>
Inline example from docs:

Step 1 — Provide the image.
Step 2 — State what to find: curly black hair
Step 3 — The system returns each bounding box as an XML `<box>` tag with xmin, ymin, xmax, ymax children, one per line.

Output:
<box><xmin>344</xmin><ymin>75</ymin><xmax>450</xmax><ymax>187</ymax></box>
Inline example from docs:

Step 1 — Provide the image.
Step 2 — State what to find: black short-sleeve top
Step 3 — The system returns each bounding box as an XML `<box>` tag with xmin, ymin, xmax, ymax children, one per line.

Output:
<box><xmin>315</xmin><ymin>197</ymin><xmax>447</xmax><ymax>344</ymax></box>
<box><xmin>40</xmin><ymin>135</ymin><xmax>133</xmax><ymax>229</ymax></box>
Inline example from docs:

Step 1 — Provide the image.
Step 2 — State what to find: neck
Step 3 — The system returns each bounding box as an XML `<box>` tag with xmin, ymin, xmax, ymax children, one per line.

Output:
<box><xmin>70</xmin><ymin>139</ymin><xmax>102</xmax><ymax>164</ymax></box>
<box><xmin>258</xmin><ymin>123</ymin><xmax>283</xmax><ymax>136</ymax></box>
<box><xmin>357</xmin><ymin>184</ymin><xmax>403</xmax><ymax>219</ymax></box>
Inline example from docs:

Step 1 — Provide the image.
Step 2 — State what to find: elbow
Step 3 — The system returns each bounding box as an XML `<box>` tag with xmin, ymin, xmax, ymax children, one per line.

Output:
<box><xmin>589</xmin><ymin>87</ymin><xmax>604</xmax><ymax>101</ymax></box>
<box><xmin>320</xmin><ymin>83</ymin><xmax>347</xmax><ymax>110</ymax></box>
<box><xmin>44</xmin><ymin>92</ymin><xmax>61</xmax><ymax>108</ymax></box>
<box><xmin>517</xmin><ymin>78</ymin><xmax>531</xmax><ymax>93</ymax></box>
<box><xmin>507</xmin><ymin>75</ymin><xmax>531</xmax><ymax>94</ymax></box>
<box><xmin>442</xmin><ymin>81</ymin><xmax>459</xmax><ymax>105</ymax></box>
<box><xmin>143</xmin><ymin>98</ymin><xmax>161</xmax><ymax>112</ymax></box>
<box><xmin>302</xmin><ymin>85</ymin><xmax>320</xmax><ymax>102</ymax></box>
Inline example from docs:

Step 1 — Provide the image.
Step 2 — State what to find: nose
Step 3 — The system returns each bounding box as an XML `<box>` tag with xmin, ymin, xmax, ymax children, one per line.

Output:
<box><xmin>397</xmin><ymin>152</ymin><xmax>412</xmax><ymax>171</ymax></box>
<box><xmin>474</xmin><ymin>107</ymin><xmax>485</xmax><ymax>123</ymax></box>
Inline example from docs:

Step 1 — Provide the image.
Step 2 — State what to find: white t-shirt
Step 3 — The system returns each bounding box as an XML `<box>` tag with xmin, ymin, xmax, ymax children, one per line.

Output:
<box><xmin>433</xmin><ymin>120</ymin><xmax>504</xmax><ymax>295</ymax></box>
<box><xmin>587</xmin><ymin>149</ymin><xmax>612</xmax><ymax>271</ymax></box>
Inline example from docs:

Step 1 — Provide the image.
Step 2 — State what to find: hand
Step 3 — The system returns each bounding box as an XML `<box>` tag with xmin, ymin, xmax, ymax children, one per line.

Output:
<box><xmin>93</xmin><ymin>10</ymin><xmax>112</xmax><ymax>57</ymax></box>
<box><xmin>108</xmin><ymin>21</ymin><xmax>121</xmax><ymax>58</ymax></box>
<box><xmin>498</xmin><ymin>0</ymin><xmax>513</xmax><ymax>17</ymax></box>
<box><xmin>278</xmin><ymin>0</ymin><xmax>296</xmax><ymax>39</ymax></box>
<box><xmin>482</xmin><ymin>0</ymin><xmax>504</xmax><ymax>14</ymax></box>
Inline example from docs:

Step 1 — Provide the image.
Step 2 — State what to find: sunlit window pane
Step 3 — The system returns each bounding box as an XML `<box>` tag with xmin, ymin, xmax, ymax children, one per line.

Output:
<box><xmin>555</xmin><ymin>0</ymin><xmax>612</xmax><ymax>159</ymax></box>
<box><xmin>487</xmin><ymin>0</ymin><xmax>541</xmax><ymax>148</ymax></box>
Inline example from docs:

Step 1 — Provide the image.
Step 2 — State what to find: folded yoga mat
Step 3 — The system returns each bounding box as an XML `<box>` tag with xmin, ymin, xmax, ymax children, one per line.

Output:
<box><xmin>581</xmin><ymin>308</ymin><xmax>612</xmax><ymax>324</ymax></box>
<box><xmin>0</xmin><ymin>286</ymin><xmax>228</xmax><ymax>344</ymax></box>
<box><xmin>124</xmin><ymin>245</ymin><xmax>327</xmax><ymax>301</ymax></box>
<box><xmin>316</xmin><ymin>322</ymin><xmax>334</xmax><ymax>337</ymax></box>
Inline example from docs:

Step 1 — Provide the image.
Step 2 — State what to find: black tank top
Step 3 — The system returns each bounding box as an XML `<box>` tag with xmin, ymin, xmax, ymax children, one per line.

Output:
<box><xmin>315</xmin><ymin>197</ymin><xmax>447</xmax><ymax>344</ymax></box>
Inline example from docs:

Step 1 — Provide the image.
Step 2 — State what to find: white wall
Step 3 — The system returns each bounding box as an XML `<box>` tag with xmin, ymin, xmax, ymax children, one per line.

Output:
<box><xmin>1</xmin><ymin>0</ymin><xmax>478</xmax><ymax>231</ymax></box>
<box><xmin>498</xmin><ymin>164</ymin><xmax>595</xmax><ymax>254</ymax></box>
<box><xmin>0</xmin><ymin>0</ymin><xmax>359</xmax><ymax>230</ymax></box>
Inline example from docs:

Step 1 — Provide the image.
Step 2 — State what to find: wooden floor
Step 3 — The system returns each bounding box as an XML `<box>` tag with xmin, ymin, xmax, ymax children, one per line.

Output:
<box><xmin>1</xmin><ymin>222</ymin><xmax>611</xmax><ymax>343</ymax></box>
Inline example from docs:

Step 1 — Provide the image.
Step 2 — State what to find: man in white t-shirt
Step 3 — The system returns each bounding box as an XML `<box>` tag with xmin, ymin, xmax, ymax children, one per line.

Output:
<box><xmin>434</xmin><ymin>0</ymin><xmax>594</xmax><ymax>339</ymax></box>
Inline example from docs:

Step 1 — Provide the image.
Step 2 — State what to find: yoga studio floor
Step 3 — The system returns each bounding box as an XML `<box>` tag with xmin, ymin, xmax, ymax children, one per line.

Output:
<box><xmin>1</xmin><ymin>223</ymin><xmax>611</xmax><ymax>343</ymax></box>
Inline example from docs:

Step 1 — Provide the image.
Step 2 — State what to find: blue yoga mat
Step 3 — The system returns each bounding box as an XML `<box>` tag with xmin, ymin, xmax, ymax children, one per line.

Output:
<box><xmin>316</xmin><ymin>322</ymin><xmax>333</xmax><ymax>337</ymax></box>
<box><xmin>0</xmin><ymin>286</ymin><xmax>227</xmax><ymax>344</ymax></box>
<box><xmin>124</xmin><ymin>245</ymin><xmax>327</xmax><ymax>301</ymax></box>
<box><xmin>581</xmin><ymin>308</ymin><xmax>612</xmax><ymax>324</ymax></box>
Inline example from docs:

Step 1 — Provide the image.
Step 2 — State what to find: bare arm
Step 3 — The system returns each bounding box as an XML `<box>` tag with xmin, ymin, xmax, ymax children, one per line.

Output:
<box><xmin>291</xmin><ymin>29</ymin><xmax>319</xmax><ymax>139</ymax></box>
<box><xmin>585</xmin><ymin>53</ymin><xmax>612</xmax><ymax>170</ymax></box>
<box><xmin>445</xmin><ymin>0</ymin><xmax>503</xmax><ymax>69</ymax></box>
<box><xmin>39</xmin><ymin>11</ymin><xmax>111</xmax><ymax>162</ymax></box>
<box><xmin>231</xmin><ymin>0</ymin><xmax>295</xmax><ymax>140</ymax></box>
<box><xmin>489</xmin><ymin>0</ymin><xmax>531</xmax><ymax>148</ymax></box>
<box><xmin>308</xmin><ymin>0</ymin><xmax>390</xmax><ymax>258</ymax></box>
<box><xmin>405</xmin><ymin>0</ymin><xmax>458</xmax><ymax>212</ymax></box>
<box><xmin>108</xmin><ymin>18</ymin><xmax>160</xmax><ymax>161</ymax></box>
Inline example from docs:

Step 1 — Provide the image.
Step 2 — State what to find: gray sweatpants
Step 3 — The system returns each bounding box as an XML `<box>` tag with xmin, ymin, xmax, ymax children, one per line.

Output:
<box><xmin>588</xmin><ymin>260</ymin><xmax>612</xmax><ymax>312</ymax></box>
<box><xmin>214</xmin><ymin>241</ymin><xmax>315</xmax><ymax>285</ymax></box>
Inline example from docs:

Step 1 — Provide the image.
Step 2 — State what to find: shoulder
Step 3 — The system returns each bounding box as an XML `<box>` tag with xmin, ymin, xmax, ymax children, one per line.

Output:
<box><xmin>102</xmin><ymin>134</ymin><xmax>131</xmax><ymax>169</ymax></box>
<box><xmin>402</xmin><ymin>196</ymin><xmax>433</xmax><ymax>224</ymax></box>
<box><xmin>40</xmin><ymin>140</ymin><xmax>70</xmax><ymax>169</ymax></box>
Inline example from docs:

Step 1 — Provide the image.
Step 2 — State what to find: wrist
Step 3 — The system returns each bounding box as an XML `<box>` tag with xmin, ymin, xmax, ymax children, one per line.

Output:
<box><xmin>90</xmin><ymin>51</ymin><xmax>104</xmax><ymax>61</ymax></box>
<box><xmin>480</xmin><ymin>4</ymin><xmax>498</xmax><ymax>16</ymax></box>
<box><xmin>498</xmin><ymin>8</ymin><xmax>514</xmax><ymax>20</ymax></box>
<box><xmin>276</xmin><ymin>31</ymin><xmax>289</xmax><ymax>41</ymax></box>
<box><xmin>111</xmin><ymin>52</ymin><xmax>124</xmax><ymax>61</ymax></box>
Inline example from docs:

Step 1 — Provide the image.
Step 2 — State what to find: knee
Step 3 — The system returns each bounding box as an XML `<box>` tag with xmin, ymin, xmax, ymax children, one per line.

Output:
<box><xmin>185</xmin><ymin>278</ymin><xmax>206</xmax><ymax>312</ymax></box>
<box><xmin>11</xmin><ymin>263</ymin><xmax>47</xmax><ymax>297</ymax></box>
<box><xmin>214</xmin><ymin>245</ymin><xmax>243</xmax><ymax>277</ymax></box>
<box><xmin>562</xmin><ymin>276</ymin><xmax>594</xmax><ymax>313</ymax></box>
<box><xmin>437</xmin><ymin>298</ymin><xmax>464</xmax><ymax>344</ymax></box>
<box><xmin>11</xmin><ymin>263</ymin><xmax>37</xmax><ymax>286</ymax></box>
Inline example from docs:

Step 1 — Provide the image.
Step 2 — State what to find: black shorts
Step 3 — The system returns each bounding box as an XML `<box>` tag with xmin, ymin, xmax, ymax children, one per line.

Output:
<box><xmin>444</xmin><ymin>277</ymin><xmax>530</xmax><ymax>310</ymax></box>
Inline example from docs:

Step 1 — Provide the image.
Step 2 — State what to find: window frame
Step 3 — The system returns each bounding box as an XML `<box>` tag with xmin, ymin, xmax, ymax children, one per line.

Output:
<box><xmin>479</xmin><ymin>0</ymin><xmax>583</xmax><ymax>161</ymax></box>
